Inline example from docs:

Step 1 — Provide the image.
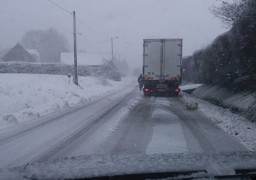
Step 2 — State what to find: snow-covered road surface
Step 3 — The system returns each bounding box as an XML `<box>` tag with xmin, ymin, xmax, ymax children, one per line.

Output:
<box><xmin>0</xmin><ymin>89</ymin><xmax>247</xmax><ymax>168</ymax></box>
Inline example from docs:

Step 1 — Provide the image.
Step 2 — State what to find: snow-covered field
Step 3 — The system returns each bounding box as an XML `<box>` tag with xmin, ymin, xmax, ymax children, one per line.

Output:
<box><xmin>0</xmin><ymin>73</ymin><xmax>135</xmax><ymax>132</ymax></box>
<box><xmin>180</xmin><ymin>84</ymin><xmax>256</xmax><ymax>151</ymax></box>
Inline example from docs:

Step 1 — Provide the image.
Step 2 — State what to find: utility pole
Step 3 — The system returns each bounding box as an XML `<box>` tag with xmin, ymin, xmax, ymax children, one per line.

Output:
<box><xmin>73</xmin><ymin>11</ymin><xmax>78</xmax><ymax>85</ymax></box>
<box><xmin>111</xmin><ymin>36</ymin><xmax>118</xmax><ymax>61</ymax></box>
<box><xmin>111</xmin><ymin>37</ymin><xmax>114</xmax><ymax>61</ymax></box>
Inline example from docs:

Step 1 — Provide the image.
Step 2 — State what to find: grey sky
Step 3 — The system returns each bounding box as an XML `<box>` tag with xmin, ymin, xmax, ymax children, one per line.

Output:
<box><xmin>0</xmin><ymin>0</ymin><xmax>227</xmax><ymax>68</ymax></box>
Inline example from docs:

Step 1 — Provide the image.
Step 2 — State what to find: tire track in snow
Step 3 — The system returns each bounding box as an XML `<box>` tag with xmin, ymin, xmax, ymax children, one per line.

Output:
<box><xmin>0</xmin><ymin>86</ymin><xmax>136</xmax><ymax>168</ymax></box>
<box><xmin>32</xmin><ymin>89</ymin><xmax>136</xmax><ymax>163</ymax></box>
<box><xmin>166</xmin><ymin>97</ymin><xmax>247</xmax><ymax>152</ymax></box>
<box><xmin>0</xmin><ymin>86</ymin><xmax>135</xmax><ymax>146</ymax></box>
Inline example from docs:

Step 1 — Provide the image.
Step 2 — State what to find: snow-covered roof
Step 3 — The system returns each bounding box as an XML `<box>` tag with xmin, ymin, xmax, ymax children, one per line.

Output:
<box><xmin>2</xmin><ymin>43</ymin><xmax>36</xmax><ymax>62</ymax></box>
<box><xmin>26</xmin><ymin>49</ymin><xmax>40</xmax><ymax>61</ymax></box>
<box><xmin>26</xmin><ymin>49</ymin><xmax>39</xmax><ymax>57</ymax></box>
<box><xmin>61</xmin><ymin>52</ymin><xmax>107</xmax><ymax>66</ymax></box>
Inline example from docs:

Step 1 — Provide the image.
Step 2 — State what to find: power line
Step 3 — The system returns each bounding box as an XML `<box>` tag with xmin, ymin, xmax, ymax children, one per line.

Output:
<box><xmin>0</xmin><ymin>6</ymin><xmax>71</xmax><ymax>35</ymax></box>
<box><xmin>46</xmin><ymin>1</ymin><xmax>112</xmax><ymax>44</ymax></box>
<box><xmin>0</xmin><ymin>0</ymin><xmax>74</xmax><ymax>35</ymax></box>
<box><xmin>46</xmin><ymin>1</ymin><xmax>110</xmax><ymax>44</ymax></box>
<box><xmin>46</xmin><ymin>0</ymin><xmax>116</xmax><ymax>58</ymax></box>
<box><xmin>47</xmin><ymin>0</ymin><xmax>72</xmax><ymax>15</ymax></box>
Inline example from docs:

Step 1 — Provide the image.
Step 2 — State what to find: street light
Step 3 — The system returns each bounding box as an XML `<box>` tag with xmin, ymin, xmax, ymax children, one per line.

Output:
<box><xmin>111</xmin><ymin>36</ymin><xmax>118</xmax><ymax>61</ymax></box>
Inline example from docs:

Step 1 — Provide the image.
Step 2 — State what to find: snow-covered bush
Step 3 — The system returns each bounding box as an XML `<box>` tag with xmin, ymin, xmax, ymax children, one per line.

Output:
<box><xmin>0</xmin><ymin>62</ymin><xmax>99</xmax><ymax>77</ymax></box>
<box><xmin>0</xmin><ymin>62</ymin><xmax>124</xmax><ymax>81</ymax></box>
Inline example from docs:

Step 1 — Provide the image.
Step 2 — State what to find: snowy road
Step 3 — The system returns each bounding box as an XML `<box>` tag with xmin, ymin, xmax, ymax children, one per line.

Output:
<box><xmin>0</xmin><ymin>87</ymin><xmax>247</xmax><ymax>168</ymax></box>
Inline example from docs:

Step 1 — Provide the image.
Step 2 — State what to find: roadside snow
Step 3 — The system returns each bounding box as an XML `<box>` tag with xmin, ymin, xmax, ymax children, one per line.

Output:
<box><xmin>192</xmin><ymin>85</ymin><xmax>256</xmax><ymax>117</ymax></box>
<box><xmin>0</xmin><ymin>73</ymin><xmax>135</xmax><ymax>132</ymax></box>
<box><xmin>180</xmin><ymin>84</ymin><xmax>202</xmax><ymax>91</ymax></box>
<box><xmin>182</xmin><ymin>93</ymin><xmax>256</xmax><ymax>151</ymax></box>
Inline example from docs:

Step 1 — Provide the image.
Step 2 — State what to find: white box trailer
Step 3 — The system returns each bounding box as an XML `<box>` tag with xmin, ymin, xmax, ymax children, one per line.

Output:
<box><xmin>142</xmin><ymin>39</ymin><xmax>182</xmax><ymax>96</ymax></box>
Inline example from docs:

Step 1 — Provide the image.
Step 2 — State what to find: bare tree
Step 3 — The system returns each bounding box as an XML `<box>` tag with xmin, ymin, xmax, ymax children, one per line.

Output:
<box><xmin>210</xmin><ymin>0</ymin><xmax>250</xmax><ymax>27</ymax></box>
<box><xmin>20</xmin><ymin>28</ymin><xmax>69</xmax><ymax>63</ymax></box>
<box><xmin>38</xmin><ymin>28</ymin><xmax>69</xmax><ymax>63</ymax></box>
<box><xmin>183</xmin><ymin>0</ymin><xmax>256</xmax><ymax>90</ymax></box>
<box><xmin>21</xmin><ymin>29</ymin><xmax>44</xmax><ymax>49</ymax></box>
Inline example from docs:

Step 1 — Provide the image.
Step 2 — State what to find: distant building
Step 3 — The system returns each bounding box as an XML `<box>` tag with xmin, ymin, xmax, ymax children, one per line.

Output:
<box><xmin>2</xmin><ymin>43</ymin><xmax>36</xmax><ymax>63</ymax></box>
<box><xmin>61</xmin><ymin>52</ymin><xmax>107</xmax><ymax>66</ymax></box>
<box><xmin>26</xmin><ymin>49</ymin><xmax>40</xmax><ymax>62</ymax></box>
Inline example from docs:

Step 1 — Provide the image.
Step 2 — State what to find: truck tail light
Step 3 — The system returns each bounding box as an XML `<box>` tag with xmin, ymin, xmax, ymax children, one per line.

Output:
<box><xmin>175</xmin><ymin>88</ymin><xmax>180</xmax><ymax>93</ymax></box>
<box><xmin>144</xmin><ymin>88</ymin><xmax>150</xmax><ymax>92</ymax></box>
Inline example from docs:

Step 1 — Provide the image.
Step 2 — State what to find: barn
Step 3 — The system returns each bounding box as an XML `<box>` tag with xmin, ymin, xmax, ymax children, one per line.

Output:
<box><xmin>2</xmin><ymin>43</ymin><xmax>36</xmax><ymax>63</ymax></box>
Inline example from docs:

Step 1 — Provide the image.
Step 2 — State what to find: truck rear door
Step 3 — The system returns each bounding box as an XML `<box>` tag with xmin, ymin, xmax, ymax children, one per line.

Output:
<box><xmin>143</xmin><ymin>39</ymin><xmax>182</xmax><ymax>81</ymax></box>
<box><xmin>164</xmin><ymin>39</ymin><xmax>182</xmax><ymax>80</ymax></box>
<box><xmin>143</xmin><ymin>39</ymin><xmax>161</xmax><ymax>80</ymax></box>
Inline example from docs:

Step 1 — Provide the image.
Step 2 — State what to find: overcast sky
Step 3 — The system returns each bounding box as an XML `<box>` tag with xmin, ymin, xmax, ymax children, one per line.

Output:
<box><xmin>0</xmin><ymin>0</ymin><xmax>227</xmax><ymax>68</ymax></box>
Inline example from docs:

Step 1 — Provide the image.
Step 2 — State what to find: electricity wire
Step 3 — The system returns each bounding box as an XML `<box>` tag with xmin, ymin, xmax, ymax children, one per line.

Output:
<box><xmin>47</xmin><ymin>0</ymin><xmax>72</xmax><ymax>15</ymax></box>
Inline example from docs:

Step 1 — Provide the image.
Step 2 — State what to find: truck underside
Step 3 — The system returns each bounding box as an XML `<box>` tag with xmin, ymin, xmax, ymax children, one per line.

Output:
<box><xmin>143</xmin><ymin>80</ymin><xmax>180</xmax><ymax>97</ymax></box>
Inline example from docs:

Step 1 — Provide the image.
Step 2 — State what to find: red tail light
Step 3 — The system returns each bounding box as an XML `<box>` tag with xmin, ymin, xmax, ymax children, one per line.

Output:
<box><xmin>175</xmin><ymin>88</ymin><xmax>180</xmax><ymax>93</ymax></box>
<box><xmin>144</xmin><ymin>88</ymin><xmax>150</xmax><ymax>92</ymax></box>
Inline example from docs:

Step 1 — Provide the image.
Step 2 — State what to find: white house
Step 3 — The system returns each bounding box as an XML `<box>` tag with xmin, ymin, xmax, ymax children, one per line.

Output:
<box><xmin>61</xmin><ymin>52</ymin><xmax>109</xmax><ymax>66</ymax></box>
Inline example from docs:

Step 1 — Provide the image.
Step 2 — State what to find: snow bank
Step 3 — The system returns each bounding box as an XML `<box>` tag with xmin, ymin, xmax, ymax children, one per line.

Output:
<box><xmin>0</xmin><ymin>73</ymin><xmax>135</xmax><ymax>132</ymax></box>
<box><xmin>180</xmin><ymin>84</ymin><xmax>202</xmax><ymax>91</ymax></box>
<box><xmin>183</xmin><ymin>91</ymin><xmax>256</xmax><ymax>150</ymax></box>
<box><xmin>192</xmin><ymin>85</ymin><xmax>256</xmax><ymax>121</ymax></box>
